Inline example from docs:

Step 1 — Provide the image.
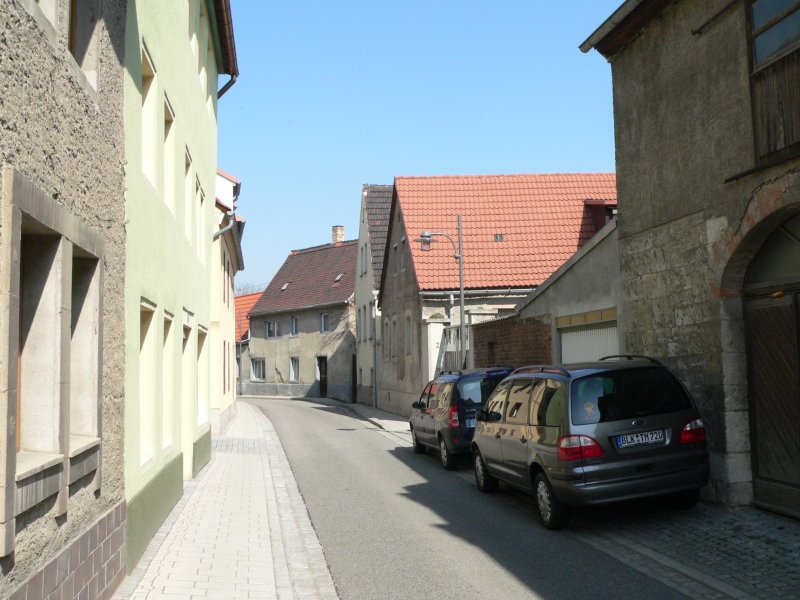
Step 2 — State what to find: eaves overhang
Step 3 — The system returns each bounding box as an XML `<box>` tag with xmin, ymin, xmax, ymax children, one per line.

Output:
<box><xmin>580</xmin><ymin>0</ymin><xmax>674</xmax><ymax>58</ymax></box>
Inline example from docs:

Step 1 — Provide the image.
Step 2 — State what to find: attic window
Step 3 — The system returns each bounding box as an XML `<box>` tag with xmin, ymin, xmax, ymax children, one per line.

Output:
<box><xmin>334</xmin><ymin>273</ymin><xmax>344</xmax><ymax>282</ymax></box>
<box><xmin>281</xmin><ymin>283</ymin><xmax>289</xmax><ymax>291</ymax></box>
<box><xmin>494</xmin><ymin>234</ymin><xmax>505</xmax><ymax>242</ymax></box>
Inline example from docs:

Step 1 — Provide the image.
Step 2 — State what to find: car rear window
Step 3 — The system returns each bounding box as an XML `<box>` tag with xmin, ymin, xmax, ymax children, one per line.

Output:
<box><xmin>459</xmin><ymin>375</ymin><xmax>507</xmax><ymax>408</ymax></box>
<box><xmin>570</xmin><ymin>367</ymin><xmax>693</xmax><ymax>425</ymax></box>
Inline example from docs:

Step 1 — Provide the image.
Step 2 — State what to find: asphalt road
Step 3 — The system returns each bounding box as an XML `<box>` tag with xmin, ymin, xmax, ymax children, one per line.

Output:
<box><xmin>250</xmin><ymin>397</ymin><xmax>690</xmax><ymax>600</ymax></box>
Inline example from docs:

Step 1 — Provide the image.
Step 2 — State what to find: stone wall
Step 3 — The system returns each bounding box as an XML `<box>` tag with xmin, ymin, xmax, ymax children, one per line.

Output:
<box><xmin>0</xmin><ymin>0</ymin><xmax>127</xmax><ymax>596</ymax></box>
<box><xmin>604</xmin><ymin>0</ymin><xmax>800</xmax><ymax>506</ymax></box>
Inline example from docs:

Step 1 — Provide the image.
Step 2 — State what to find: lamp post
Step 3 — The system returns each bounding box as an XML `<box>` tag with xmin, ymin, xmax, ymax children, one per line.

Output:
<box><xmin>417</xmin><ymin>215</ymin><xmax>466</xmax><ymax>369</ymax></box>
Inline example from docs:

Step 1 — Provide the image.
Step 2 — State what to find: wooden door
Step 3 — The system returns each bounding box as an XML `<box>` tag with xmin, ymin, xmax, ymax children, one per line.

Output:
<box><xmin>745</xmin><ymin>293</ymin><xmax>800</xmax><ymax>518</ymax></box>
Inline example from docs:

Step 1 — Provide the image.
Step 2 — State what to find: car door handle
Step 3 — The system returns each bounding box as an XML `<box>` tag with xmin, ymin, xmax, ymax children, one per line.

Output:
<box><xmin>495</xmin><ymin>433</ymin><xmax>501</xmax><ymax>439</ymax></box>
<box><xmin>520</xmin><ymin>437</ymin><xmax>527</xmax><ymax>444</ymax></box>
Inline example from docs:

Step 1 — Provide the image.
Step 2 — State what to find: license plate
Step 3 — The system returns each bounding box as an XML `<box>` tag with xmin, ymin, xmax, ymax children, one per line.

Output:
<box><xmin>466</xmin><ymin>418</ymin><xmax>477</xmax><ymax>428</ymax></box>
<box><xmin>616</xmin><ymin>430</ymin><xmax>664</xmax><ymax>448</ymax></box>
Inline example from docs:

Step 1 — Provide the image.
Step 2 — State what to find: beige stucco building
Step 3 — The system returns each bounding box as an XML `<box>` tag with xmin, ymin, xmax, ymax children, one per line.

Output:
<box><xmin>122</xmin><ymin>0</ymin><xmax>238</xmax><ymax>572</ymax></box>
<box><xmin>211</xmin><ymin>169</ymin><xmax>245</xmax><ymax>435</ymax></box>
<box><xmin>0</xmin><ymin>1</ymin><xmax>128</xmax><ymax>598</ymax></box>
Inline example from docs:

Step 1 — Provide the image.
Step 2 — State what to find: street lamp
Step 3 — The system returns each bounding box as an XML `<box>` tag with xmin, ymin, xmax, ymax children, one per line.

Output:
<box><xmin>416</xmin><ymin>215</ymin><xmax>466</xmax><ymax>370</ymax></box>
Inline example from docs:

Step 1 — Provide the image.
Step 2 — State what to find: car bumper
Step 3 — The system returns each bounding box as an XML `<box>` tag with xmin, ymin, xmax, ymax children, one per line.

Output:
<box><xmin>441</xmin><ymin>427</ymin><xmax>476</xmax><ymax>455</ymax></box>
<box><xmin>549</xmin><ymin>462</ymin><xmax>710</xmax><ymax>506</ymax></box>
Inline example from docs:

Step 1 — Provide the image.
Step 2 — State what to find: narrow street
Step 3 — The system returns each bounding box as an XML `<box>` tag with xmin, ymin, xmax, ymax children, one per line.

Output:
<box><xmin>251</xmin><ymin>396</ymin><xmax>691</xmax><ymax>600</ymax></box>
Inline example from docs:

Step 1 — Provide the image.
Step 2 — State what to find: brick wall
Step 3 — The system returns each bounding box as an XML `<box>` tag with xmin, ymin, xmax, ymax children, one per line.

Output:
<box><xmin>7</xmin><ymin>502</ymin><xmax>126</xmax><ymax>600</ymax></box>
<box><xmin>472</xmin><ymin>316</ymin><xmax>551</xmax><ymax>369</ymax></box>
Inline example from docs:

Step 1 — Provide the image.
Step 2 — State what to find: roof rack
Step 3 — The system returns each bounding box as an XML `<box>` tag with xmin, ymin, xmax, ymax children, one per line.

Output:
<box><xmin>511</xmin><ymin>365</ymin><xmax>571</xmax><ymax>378</ymax></box>
<box><xmin>599</xmin><ymin>354</ymin><xmax>662</xmax><ymax>365</ymax></box>
<box><xmin>438</xmin><ymin>369</ymin><xmax>463</xmax><ymax>376</ymax></box>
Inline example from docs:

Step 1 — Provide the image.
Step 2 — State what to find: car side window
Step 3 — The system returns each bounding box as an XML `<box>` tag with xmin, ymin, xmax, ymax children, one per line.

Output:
<box><xmin>505</xmin><ymin>379</ymin><xmax>533</xmax><ymax>425</ymax></box>
<box><xmin>436</xmin><ymin>382</ymin><xmax>454</xmax><ymax>409</ymax></box>
<box><xmin>531</xmin><ymin>378</ymin><xmax>564</xmax><ymax>427</ymax></box>
<box><xmin>484</xmin><ymin>380</ymin><xmax>511</xmax><ymax>421</ymax></box>
<box><xmin>418</xmin><ymin>384</ymin><xmax>433</xmax><ymax>408</ymax></box>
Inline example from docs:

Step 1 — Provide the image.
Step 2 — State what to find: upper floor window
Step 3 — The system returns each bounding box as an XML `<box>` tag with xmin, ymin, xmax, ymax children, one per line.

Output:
<box><xmin>751</xmin><ymin>0</ymin><xmax>800</xmax><ymax>67</ymax></box>
<box><xmin>290</xmin><ymin>316</ymin><xmax>299</xmax><ymax>336</ymax></box>
<box><xmin>266</xmin><ymin>321</ymin><xmax>278</xmax><ymax>338</ymax></box>
<box><xmin>68</xmin><ymin>0</ymin><xmax>100</xmax><ymax>89</ymax></box>
<box><xmin>320</xmin><ymin>313</ymin><xmax>329</xmax><ymax>333</ymax></box>
<box><xmin>749</xmin><ymin>0</ymin><xmax>800</xmax><ymax>161</ymax></box>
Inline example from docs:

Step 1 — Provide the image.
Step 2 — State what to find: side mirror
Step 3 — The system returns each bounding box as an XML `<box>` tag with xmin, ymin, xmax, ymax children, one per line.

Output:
<box><xmin>489</xmin><ymin>411</ymin><xmax>502</xmax><ymax>423</ymax></box>
<box><xmin>411</xmin><ymin>401</ymin><xmax>423</xmax><ymax>410</ymax></box>
<box><xmin>476</xmin><ymin>410</ymin><xmax>486</xmax><ymax>422</ymax></box>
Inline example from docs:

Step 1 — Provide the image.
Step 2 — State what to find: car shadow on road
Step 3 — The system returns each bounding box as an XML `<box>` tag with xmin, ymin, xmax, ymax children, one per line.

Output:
<box><xmin>386</xmin><ymin>446</ymin><xmax>689</xmax><ymax>600</ymax></box>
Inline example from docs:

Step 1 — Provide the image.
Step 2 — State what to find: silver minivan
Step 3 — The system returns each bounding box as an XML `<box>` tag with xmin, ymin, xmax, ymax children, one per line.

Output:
<box><xmin>472</xmin><ymin>357</ymin><xmax>709</xmax><ymax>529</ymax></box>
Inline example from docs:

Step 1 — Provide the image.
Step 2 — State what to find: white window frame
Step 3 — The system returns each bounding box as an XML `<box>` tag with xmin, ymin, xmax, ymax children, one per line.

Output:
<box><xmin>289</xmin><ymin>357</ymin><xmax>300</xmax><ymax>382</ymax></box>
<box><xmin>290</xmin><ymin>316</ymin><xmax>299</xmax><ymax>336</ymax></box>
<box><xmin>250</xmin><ymin>357</ymin><xmax>266</xmax><ymax>381</ymax></box>
<box><xmin>320</xmin><ymin>313</ymin><xmax>329</xmax><ymax>333</ymax></box>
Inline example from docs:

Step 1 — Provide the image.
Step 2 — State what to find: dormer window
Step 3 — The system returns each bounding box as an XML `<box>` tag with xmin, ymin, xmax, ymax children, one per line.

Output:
<box><xmin>281</xmin><ymin>283</ymin><xmax>289</xmax><ymax>291</ymax></box>
<box><xmin>334</xmin><ymin>273</ymin><xmax>344</xmax><ymax>282</ymax></box>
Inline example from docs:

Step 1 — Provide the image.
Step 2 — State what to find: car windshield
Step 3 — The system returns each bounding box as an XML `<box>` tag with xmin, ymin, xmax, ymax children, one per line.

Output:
<box><xmin>459</xmin><ymin>375</ymin><xmax>507</xmax><ymax>407</ymax></box>
<box><xmin>570</xmin><ymin>367</ymin><xmax>693</xmax><ymax>425</ymax></box>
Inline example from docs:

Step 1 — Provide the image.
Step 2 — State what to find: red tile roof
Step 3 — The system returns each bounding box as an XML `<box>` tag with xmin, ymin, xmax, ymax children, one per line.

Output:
<box><xmin>392</xmin><ymin>173</ymin><xmax>616</xmax><ymax>291</ymax></box>
<box><xmin>234</xmin><ymin>292</ymin><xmax>261</xmax><ymax>341</ymax></box>
<box><xmin>250</xmin><ymin>241</ymin><xmax>357</xmax><ymax>316</ymax></box>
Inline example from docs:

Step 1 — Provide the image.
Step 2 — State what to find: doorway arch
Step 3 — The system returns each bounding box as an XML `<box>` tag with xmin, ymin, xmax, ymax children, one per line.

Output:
<box><xmin>743</xmin><ymin>212</ymin><xmax>800</xmax><ymax>517</ymax></box>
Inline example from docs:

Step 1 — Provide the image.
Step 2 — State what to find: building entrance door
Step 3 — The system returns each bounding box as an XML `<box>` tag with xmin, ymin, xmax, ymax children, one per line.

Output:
<box><xmin>743</xmin><ymin>212</ymin><xmax>800</xmax><ymax>518</ymax></box>
<box><xmin>317</xmin><ymin>356</ymin><xmax>328</xmax><ymax>398</ymax></box>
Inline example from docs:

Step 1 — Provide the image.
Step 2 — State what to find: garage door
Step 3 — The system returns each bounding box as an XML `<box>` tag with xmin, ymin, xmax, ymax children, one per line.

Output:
<box><xmin>560</xmin><ymin>325</ymin><xmax>618</xmax><ymax>363</ymax></box>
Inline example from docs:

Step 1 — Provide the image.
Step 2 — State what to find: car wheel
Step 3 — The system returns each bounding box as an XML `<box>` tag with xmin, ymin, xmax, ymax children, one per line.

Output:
<box><xmin>411</xmin><ymin>428</ymin><xmax>426</xmax><ymax>454</ymax></box>
<box><xmin>473</xmin><ymin>450</ymin><xmax>498</xmax><ymax>492</ymax></box>
<box><xmin>671</xmin><ymin>488</ymin><xmax>700</xmax><ymax>510</ymax></box>
<box><xmin>535</xmin><ymin>473</ymin><xmax>569</xmax><ymax>530</ymax></box>
<box><xmin>439</xmin><ymin>436</ymin><xmax>456</xmax><ymax>470</ymax></box>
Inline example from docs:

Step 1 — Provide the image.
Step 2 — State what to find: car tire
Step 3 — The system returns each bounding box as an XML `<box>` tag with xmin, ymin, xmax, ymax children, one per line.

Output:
<box><xmin>671</xmin><ymin>488</ymin><xmax>700</xmax><ymax>510</ymax></box>
<box><xmin>411</xmin><ymin>427</ymin><xmax>426</xmax><ymax>454</ymax></box>
<box><xmin>439</xmin><ymin>436</ymin><xmax>457</xmax><ymax>470</ymax></box>
<box><xmin>473</xmin><ymin>450</ymin><xmax>498</xmax><ymax>493</ymax></box>
<box><xmin>535</xmin><ymin>473</ymin><xmax>569</xmax><ymax>530</ymax></box>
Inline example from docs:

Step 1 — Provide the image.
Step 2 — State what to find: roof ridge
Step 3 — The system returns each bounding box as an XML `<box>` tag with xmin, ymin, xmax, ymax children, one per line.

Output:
<box><xmin>395</xmin><ymin>172</ymin><xmax>616</xmax><ymax>180</ymax></box>
<box><xmin>289</xmin><ymin>239</ymin><xmax>359</xmax><ymax>255</ymax></box>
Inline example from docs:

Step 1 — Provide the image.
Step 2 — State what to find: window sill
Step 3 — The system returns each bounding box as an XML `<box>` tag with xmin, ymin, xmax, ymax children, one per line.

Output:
<box><xmin>69</xmin><ymin>435</ymin><xmax>100</xmax><ymax>458</ymax></box>
<box><xmin>15</xmin><ymin>451</ymin><xmax>65</xmax><ymax>516</ymax></box>
<box><xmin>16</xmin><ymin>452</ymin><xmax>63</xmax><ymax>482</ymax></box>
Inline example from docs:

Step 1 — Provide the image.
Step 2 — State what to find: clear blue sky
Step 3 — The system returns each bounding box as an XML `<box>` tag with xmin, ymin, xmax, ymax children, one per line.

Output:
<box><xmin>218</xmin><ymin>1</ymin><xmax>623</xmax><ymax>291</ymax></box>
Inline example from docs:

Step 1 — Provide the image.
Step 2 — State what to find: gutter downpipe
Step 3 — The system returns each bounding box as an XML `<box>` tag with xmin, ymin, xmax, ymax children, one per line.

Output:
<box><xmin>213</xmin><ymin>211</ymin><xmax>236</xmax><ymax>240</ymax></box>
<box><xmin>217</xmin><ymin>73</ymin><xmax>237</xmax><ymax>99</ymax></box>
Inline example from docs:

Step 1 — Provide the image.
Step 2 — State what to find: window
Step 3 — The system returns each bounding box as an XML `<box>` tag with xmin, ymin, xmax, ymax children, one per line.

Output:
<box><xmin>138</xmin><ymin>303</ymin><xmax>156</xmax><ymax>465</ymax></box>
<box><xmin>485</xmin><ymin>381</ymin><xmax>511</xmax><ymax>421</ymax></box>
<box><xmin>163</xmin><ymin>97</ymin><xmax>176</xmax><ymax>212</ymax></box>
<box><xmin>195</xmin><ymin>179</ymin><xmax>205</xmax><ymax>258</ymax></box>
<box><xmin>505</xmin><ymin>380</ymin><xmax>533</xmax><ymax>424</ymax></box>
<box><xmin>383</xmin><ymin>321</ymin><xmax>390</xmax><ymax>357</ymax></box>
<box><xmin>250</xmin><ymin>358</ymin><xmax>265</xmax><ymax>381</ymax></box>
<box><xmin>749</xmin><ymin>0</ymin><xmax>800</xmax><ymax>160</ymax></box>
<box><xmin>4</xmin><ymin>167</ymin><xmax>105</xmax><ymax>549</ymax></box>
<box><xmin>196</xmin><ymin>329</ymin><xmax>208</xmax><ymax>426</ymax></box>
<box><xmin>404</xmin><ymin>315</ymin><xmax>412</xmax><ymax>354</ymax></box>
<box><xmin>184</xmin><ymin>150</ymin><xmax>193</xmax><ymax>240</ymax></box>
<box><xmin>391</xmin><ymin>318</ymin><xmax>397</xmax><ymax>357</ymax></box>
<box><xmin>435</xmin><ymin>382</ymin><xmax>455</xmax><ymax>409</ymax></box>
<box><xmin>162</xmin><ymin>314</ymin><xmax>174</xmax><ymax>448</ymax></box>
<box><xmin>266</xmin><ymin>321</ymin><xmax>278</xmax><ymax>338</ymax></box>
<box><xmin>35</xmin><ymin>0</ymin><xmax>58</xmax><ymax>30</ymax></box>
<box><xmin>289</xmin><ymin>357</ymin><xmax>300</xmax><ymax>382</ymax></box>
<box><xmin>417</xmin><ymin>384</ymin><xmax>433</xmax><ymax>409</ymax></box>
<box><xmin>68</xmin><ymin>0</ymin><xmax>100</xmax><ymax>89</ymax></box>
<box><xmin>320</xmin><ymin>313</ymin><xmax>329</xmax><ymax>333</ymax></box>
<box><xmin>290</xmin><ymin>316</ymin><xmax>299</xmax><ymax>336</ymax></box>
<box><xmin>400</xmin><ymin>238</ymin><xmax>406</xmax><ymax>271</ymax></box>
<box><xmin>356</xmin><ymin>308</ymin><xmax>361</xmax><ymax>340</ymax></box>
<box><xmin>141</xmin><ymin>46</ymin><xmax>157</xmax><ymax>185</ymax></box>
<box><xmin>530</xmin><ymin>379</ymin><xmax>564</xmax><ymax>427</ymax></box>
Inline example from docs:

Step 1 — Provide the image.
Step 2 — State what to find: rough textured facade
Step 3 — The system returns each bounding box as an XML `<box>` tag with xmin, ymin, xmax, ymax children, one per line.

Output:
<box><xmin>584</xmin><ymin>0</ymin><xmax>800</xmax><ymax>515</ymax></box>
<box><xmin>0</xmin><ymin>1</ymin><xmax>127</xmax><ymax>597</ymax></box>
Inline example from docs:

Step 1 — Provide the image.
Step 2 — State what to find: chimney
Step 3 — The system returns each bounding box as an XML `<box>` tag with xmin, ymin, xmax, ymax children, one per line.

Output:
<box><xmin>332</xmin><ymin>225</ymin><xmax>344</xmax><ymax>243</ymax></box>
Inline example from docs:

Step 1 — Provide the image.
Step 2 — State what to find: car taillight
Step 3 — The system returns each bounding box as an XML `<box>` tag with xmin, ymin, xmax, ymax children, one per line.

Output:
<box><xmin>557</xmin><ymin>435</ymin><xmax>604</xmax><ymax>461</ymax></box>
<box><xmin>449</xmin><ymin>405</ymin><xmax>459</xmax><ymax>427</ymax></box>
<box><xmin>679</xmin><ymin>418</ymin><xmax>706</xmax><ymax>444</ymax></box>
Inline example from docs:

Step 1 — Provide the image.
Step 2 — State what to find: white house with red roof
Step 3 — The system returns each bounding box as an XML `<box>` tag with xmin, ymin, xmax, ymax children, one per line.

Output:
<box><xmin>245</xmin><ymin>227</ymin><xmax>357</xmax><ymax>400</ymax></box>
<box><xmin>377</xmin><ymin>173</ymin><xmax>617</xmax><ymax>417</ymax></box>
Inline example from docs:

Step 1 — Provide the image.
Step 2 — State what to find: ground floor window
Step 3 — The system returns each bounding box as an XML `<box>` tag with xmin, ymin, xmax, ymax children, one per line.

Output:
<box><xmin>251</xmin><ymin>358</ymin><xmax>266</xmax><ymax>381</ymax></box>
<box><xmin>290</xmin><ymin>357</ymin><xmax>299</xmax><ymax>382</ymax></box>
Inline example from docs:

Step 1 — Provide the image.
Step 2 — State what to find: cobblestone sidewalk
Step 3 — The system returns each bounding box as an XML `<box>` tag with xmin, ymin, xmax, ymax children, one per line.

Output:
<box><xmin>112</xmin><ymin>402</ymin><xmax>338</xmax><ymax>600</ymax></box>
